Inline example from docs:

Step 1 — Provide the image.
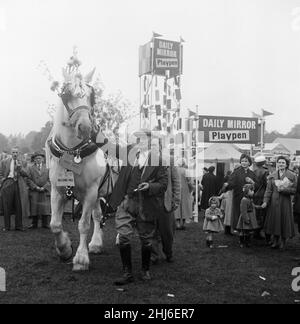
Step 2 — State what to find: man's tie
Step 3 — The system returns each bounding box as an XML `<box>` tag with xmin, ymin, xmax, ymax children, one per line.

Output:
<box><xmin>13</xmin><ymin>160</ymin><xmax>18</xmax><ymax>181</ymax></box>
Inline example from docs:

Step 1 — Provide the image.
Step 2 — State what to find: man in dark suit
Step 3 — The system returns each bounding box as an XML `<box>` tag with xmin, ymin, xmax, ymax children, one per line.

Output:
<box><xmin>0</xmin><ymin>147</ymin><xmax>28</xmax><ymax>231</ymax></box>
<box><xmin>27</xmin><ymin>151</ymin><xmax>51</xmax><ymax>229</ymax></box>
<box><xmin>151</xmin><ymin>151</ymin><xmax>181</xmax><ymax>264</ymax></box>
<box><xmin>109</xmin><ymin>130</ymin><xmax>169</xmax><ymax>286</ymax></box>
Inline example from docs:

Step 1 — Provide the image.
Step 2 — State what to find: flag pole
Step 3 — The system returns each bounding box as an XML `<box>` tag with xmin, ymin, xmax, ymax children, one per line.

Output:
<box><xmin>260</xmin><ymin>117</ymin><xmax>265</xmax><ymax>153</ymax></box>
<box><xmin>139</xmin><ymin>75</ymin><xmax>142</xmax><ymax>128</ymax></box>
<box><xmin>194</xmin><ymin>104</ymin><xmax>199</xmax><ymax>223</ymax></box>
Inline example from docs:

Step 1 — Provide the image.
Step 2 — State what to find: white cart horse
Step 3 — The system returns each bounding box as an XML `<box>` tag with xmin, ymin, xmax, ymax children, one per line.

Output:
<box><xmin>47</xmin><ymin>67</ymin><xmax>111</xmax><ymax>271</ymax></box>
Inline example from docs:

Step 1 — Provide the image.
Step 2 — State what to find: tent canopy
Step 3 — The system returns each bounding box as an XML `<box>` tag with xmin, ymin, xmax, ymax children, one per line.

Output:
<box><xmin>201</xmin><ymin>143</ymin><xmax>241</xmax><ymax>162</ymax></box>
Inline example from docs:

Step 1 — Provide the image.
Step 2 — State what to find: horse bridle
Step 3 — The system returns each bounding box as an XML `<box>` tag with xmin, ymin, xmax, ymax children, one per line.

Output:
<box><xmin>60</xmin><ymin>83</ymin><xmax>95</xmax><ymax>121</ymax></box>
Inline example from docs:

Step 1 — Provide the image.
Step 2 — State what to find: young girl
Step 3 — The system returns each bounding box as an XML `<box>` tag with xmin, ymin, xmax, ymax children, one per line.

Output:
<box><xmin>236</xmin><ymin>184</ymin><xmax>259</xmax><ymax>248</ymax></box>
<box><xmin>203</xmin><ymin>197</ymin><xmax>224</xmax><ymax>248</ymax></box>
<box><xmin>218</xmin><ymin>184</ymin><xmax>233</xmax><ymax>236</ymax></box>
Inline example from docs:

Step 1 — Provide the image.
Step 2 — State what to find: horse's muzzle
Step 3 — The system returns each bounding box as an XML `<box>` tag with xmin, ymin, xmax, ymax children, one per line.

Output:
<box><xmin>77</xmin><ymin>123</ymin><xmax>92</xmax><ymax>140</ymax></box>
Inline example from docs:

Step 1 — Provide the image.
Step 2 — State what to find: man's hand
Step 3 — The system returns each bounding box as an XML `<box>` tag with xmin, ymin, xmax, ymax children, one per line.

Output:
<box><xmin>261</xmin><ymin>202</ymin><xmax>267</xmax><ymax>209</ymax></box>
<box><xmin>138</xmin><ymin>183</ymin><xmax>150</xmax><ymax>192</ymax></box>
<box><xmin>245</xmin><ymin>177</ymin><xmax>254</xmax><ymax>184</ymax></box>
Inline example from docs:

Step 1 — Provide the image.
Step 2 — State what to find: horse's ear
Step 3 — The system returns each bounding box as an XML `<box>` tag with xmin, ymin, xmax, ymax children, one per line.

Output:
<box><xmin>85</xmin><ymin>67</ymin><xmax>96</xmax><ymax>84</ymax></box>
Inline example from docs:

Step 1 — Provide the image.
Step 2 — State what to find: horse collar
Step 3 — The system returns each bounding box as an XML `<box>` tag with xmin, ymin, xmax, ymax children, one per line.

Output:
<box><xmin>48</xmin><ymin>137</ymin><xmax>98</xmax><ymax>160</ymax></box>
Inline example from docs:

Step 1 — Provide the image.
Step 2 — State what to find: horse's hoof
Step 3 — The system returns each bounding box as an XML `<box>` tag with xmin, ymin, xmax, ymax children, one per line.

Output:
<box><xmin>72</xmin><ymin>263</ymin><xmax>89</xmax><ymax>272</ymax></box>
<box><xmin>88</xmin><ymin>244</ymin><xmax>103</xmax><ymax>255</ymax></box>
<box><xmin>57</xmin><ymin>245</ymin><xmax>73</xmax><ymax>262</ymax></box>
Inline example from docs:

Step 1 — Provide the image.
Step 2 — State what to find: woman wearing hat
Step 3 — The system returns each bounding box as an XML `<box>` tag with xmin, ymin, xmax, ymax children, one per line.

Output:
<box><xmin>27</xmin><ymin>151</ymin><xmax>51</xmax><ymax>229</ymax></box>
<box><xmin>226</xmin><ymin>154</ymin><xmax>257</xmax><ymax>231</ymax></box>
<box><xmin>200</xmin><ymin>166</ymin><xmax>218</xmax><ymax>211</ymax></box>
<box><xmin>262</xmin><ymin>156</ymin><xmax>297</xmax><ymax>249</ymax></box>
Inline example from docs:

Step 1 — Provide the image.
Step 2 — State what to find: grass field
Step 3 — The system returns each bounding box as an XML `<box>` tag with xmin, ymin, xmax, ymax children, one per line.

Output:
<box><xmin>0</xmin><ymin>214</ymin><xmax>300</xmax><ymax>304</ymax></box>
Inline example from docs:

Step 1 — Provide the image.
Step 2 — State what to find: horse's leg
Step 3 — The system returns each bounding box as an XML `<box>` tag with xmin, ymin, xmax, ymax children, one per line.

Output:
<box><xmin>73</xmin><ymin>189</ymin><xmax>97</xmax><ymax>271</ymax></box>
<box><xmin>50</xmin><ymin>188</ymin><xmax>73</xmax><ymax>261</ymax></box>
<box><xmin>89</xmin><ymin>198</ymin><xmax>104</xmax><ymax>254</ymax></box>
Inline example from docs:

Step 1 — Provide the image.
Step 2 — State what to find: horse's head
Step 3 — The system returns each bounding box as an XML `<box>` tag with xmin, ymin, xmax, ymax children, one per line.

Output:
<box><xmin>60</xmin><ymin>68</ymin><xmax>96</xmax><ymax>141</ymax></box>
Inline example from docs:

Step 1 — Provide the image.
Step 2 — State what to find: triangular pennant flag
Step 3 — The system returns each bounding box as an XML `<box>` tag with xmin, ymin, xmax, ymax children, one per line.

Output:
<box><xmin>252</xmin><ymin>112</ymin><xmax>262</xmax><ymax>118</ymax></box>
<box><xmin>262</xmin><ymin>109</ymin><xmax>274</xmax><ymax>117</ymax></box>
<box><xmin>153</xmin><ymin>31</ymin><xmax>163</xmax><ymax>38</ymax></box>
<box><xmin>180</xmin><ymin>36</ymin><xmax>185</xmax><ymax>43</ymax></box>
<box><xmin>189</xmin><ymin>109</ymin><xmax>197</xmax><ymax>118</ymax></box>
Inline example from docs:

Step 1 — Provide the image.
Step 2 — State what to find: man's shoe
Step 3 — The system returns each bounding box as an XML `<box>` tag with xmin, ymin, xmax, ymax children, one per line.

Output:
<box><xmin>42</xmin><ymin>225</ymin><xmax>50</xmax><ymax>230</ymax></box>
<box><xmin>151</xmin><ymin>257</ymin><xmax>159</xmax><ymax>265</ymax></box>
<box><xmin>141</xmin><ymin>271</ymin><xmax>151</xmax><ymax>281</ymax></box>
<box><xmin>166</xmin><ymin>256</ymin><xmax>174</xmax><ymax>263</ymax></box>
<box><xmin>15</xmin><ymin>227</ymin><xmax>25</xmax><ymax>232</ymax></box>
<box><xmin>28</xmin><ymin>224</ymin><xmax>38</xmax><ymax>230</ymax></box>
<box><xmin>114</xmin><ymin>272</ymin><xmax>134</xmax><ymax>286</ymax></box>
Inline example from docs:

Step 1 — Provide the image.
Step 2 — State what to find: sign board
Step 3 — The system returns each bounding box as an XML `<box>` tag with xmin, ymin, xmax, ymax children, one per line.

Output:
<box><xmin>56</xmin><ymin>170</ymin><xmax>75</xmax><ymax>187</ymax></box>
<box><xmin>139</xmin><ymin>38</ymin><xmax>183</xmax><ymax>77</ymax></box>
<box><xmin>198</xmin><ymin>115</ymin><xmax>259</xmax><ymax>144</ymax></box>
<box><xmin>153</xmin><ymin>38</ymin><xmax>182</xmax><ymax>77</ymax></box>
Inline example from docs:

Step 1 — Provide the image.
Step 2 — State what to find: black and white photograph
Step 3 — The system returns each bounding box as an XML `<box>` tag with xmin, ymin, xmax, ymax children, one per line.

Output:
<box><xmin>1</xmin><ymin>0</ymin><xmax>300</xmax><ymax>307</ymax></box>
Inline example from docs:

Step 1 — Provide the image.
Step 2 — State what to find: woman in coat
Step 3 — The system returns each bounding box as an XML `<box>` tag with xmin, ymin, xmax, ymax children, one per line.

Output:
<box><xmin>174</xmin><ymin>159</ymin><xmax>195</xmax><ymax>230</ymax></box>
<box><xmin>226</xmin><ymin>154</ymin><xmax>257</xmax><ymax>230</ymax></box>
<box><xmin>262</xmin><ymin>156</ymin><xmax>297</xmax><ymax>249</ymax></box>
<box><xmin>27</xmin><ymin>152</ymin><xmax>51</xmax><ymax>229</ymax></box>
<box><xmin>200</xmin><ymin>166</ymin><xmax>218</xmax><ymax>210</ymax></box>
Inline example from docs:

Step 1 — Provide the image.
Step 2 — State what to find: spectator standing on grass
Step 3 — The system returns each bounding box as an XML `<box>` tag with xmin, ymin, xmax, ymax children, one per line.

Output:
<box><xmin>109</xmin><ymin>129</ymin><xmax>169</xmax><ymax>285</ymax></box>
<box><xmin>203</xmin><ymin>197</ymin><xmax>224</xmax><ymax>248</ymax></box>
<box><xmin>219</xmin><ymin>180</ymin><xmax>233</xmax><ymax>236</ymax></box>
<box><xmin>27</xmin><ymin>151</ymin><xmax>51</xmax><ymax>229</ymax></box>
<box><xmin>0</xmin><ymin>147</ymin><xmax>29</xmax><ymax>231</ymax></box>
<box><xmin>174</xmin><ymin>158</ymin><xmax>195</xmax><ymax>230</ymax></box>
<box><xmin>236</xmin><ymin>184</ymin><xmax>259</xmax><ymax>248</ymax></box>
<box><xmin>151</xmin><ymin>150</ymin><xmax>181</xmax><ymax>264</ymax></box>
<box><xmin>225</xmin><ymin>154</ymin><xmax>257</xmax><ymax>231</ymax></box>
<box><xmin>253</xmin><ymin>155</ymin><xmax>269</xmax><ymax>241</ymax></box>
<box><xmin>200</xmin><ymin>166</ymin><xmax>218</xmax><ymax>211</ymax></box>
<box><xmin>262</xmin><ymin>156</ymin><xmax>297</xmax><ymax>249</ymax></box>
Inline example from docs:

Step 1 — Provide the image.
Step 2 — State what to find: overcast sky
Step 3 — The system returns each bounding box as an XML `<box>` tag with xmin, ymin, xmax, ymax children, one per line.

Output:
<box><xmin>1</xmin><ymin>0</ymin><xmax>300</xmax><ymax>136</ymax></box>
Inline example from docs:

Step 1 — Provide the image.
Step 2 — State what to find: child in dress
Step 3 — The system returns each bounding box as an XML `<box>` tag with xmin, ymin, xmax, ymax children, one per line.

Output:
<box><xmin>237</xmin><ymin>184</ymin><xmax>259</xmax><ymax>248</ymax></box>
<box><xmin>203</xmin><ymin>197</ymin><xmax>224</xmax><ymax>248</ymax></box>
<box><xmin>218</xmin><ymin>184</ymin><xmax>233</xmax><ymax>236</ymax></box>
